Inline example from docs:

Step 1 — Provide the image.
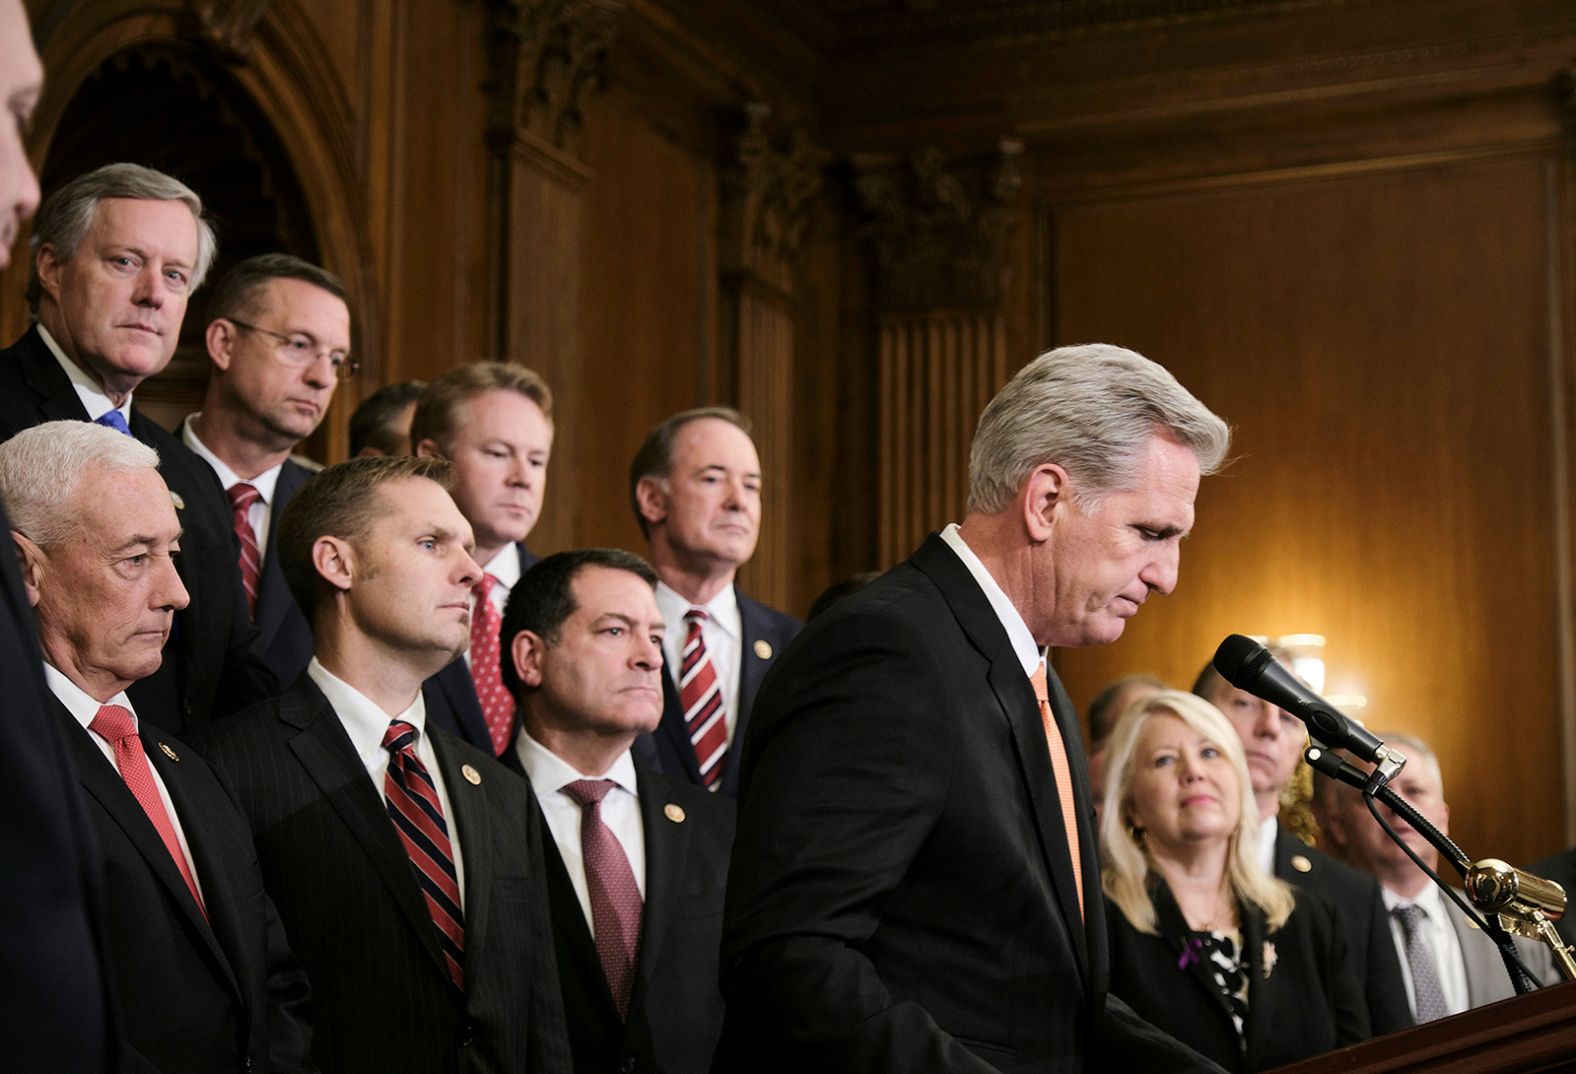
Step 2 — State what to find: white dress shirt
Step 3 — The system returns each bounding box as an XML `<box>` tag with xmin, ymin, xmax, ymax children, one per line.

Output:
<box><xmin>514</xmin><ymin>730</ymin><xmax>647</xmax><ymax>934</ymax></box>
<box><xmin>182</xmin><ymin>414</ymin><xmax>283</xmax><ymax>551</ymax></box>
<box><xmin>307</xmin><ymin>658</ymin><xmax>467</xmax><ymax>906</ymax></box>
<box><xmin>657</xmin><ymin>579</ymin><xmax>743</xmax><ymax>738</ymax></box>
<box><xmin>1256</xmin><ymin>815</ymin><xmax>1279</xmax><ymax>875</ymax></box>
<box><xmin>38</xmin><ymin>323</ymin><xmax>131</xmax><ymax>428</ymax></box>
<box><xmin>463</xmin><ymin>544</ymin><xmax>523</xmax><ymax>669</ymax></box>
<box><xmin>939</xmin><ymin>523</ymin><xmax>1042</xmax><ymax>676</ymax></box>
<box><xmin>1383</xmin><ymin>881</ymin><xmax>1470</xmax><ymax>1017</ymax></box>
<box><xmin>45</xmin><ymin>663</ymin><xmax>205</xmax><ymax>904</ymax></box>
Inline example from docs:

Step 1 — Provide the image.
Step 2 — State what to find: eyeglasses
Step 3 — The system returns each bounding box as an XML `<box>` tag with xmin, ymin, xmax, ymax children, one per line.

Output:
<box><xmin>227</xmin><ymin>318</ymin><xmax>359</xmax><ymax>380</ymax></box>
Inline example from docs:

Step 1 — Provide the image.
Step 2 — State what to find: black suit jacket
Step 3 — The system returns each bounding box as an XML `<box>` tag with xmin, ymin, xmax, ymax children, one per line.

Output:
<box><xmin>0</xmin><ymin>496</ymin><xmax>115</xmax><ymax>1074</ymax></box>
<box><xmin>0</xmin><ymin>326</ymin><xmax>278</xmax><ymax>732</ymax></box>
<box><xmin>719</xmin><ymin>534</ymin><xmax>1218</xmax><ymax>1073</ymax></box>
<box><xmin>1105</xmin><ymin>883</ymin><xmax>1368</xmax><ymax>1073</ymax></box>
<box><xmin>197</xmin><ymin>675</ymin><xmax>571</xmax><ymax>1074</ymax></box>
<box><xmin>1272</xmin><ymin>826</ymin><xmax>1414</xmax><ymax>1035</ymax></box>
<box><xmin>634</xmin><ymin>588</ymin><xmax>800</xmax><ymax>797</ymax></box>
<box><xmin>56</xmin><ymin>699</ymin><xmax>312</xmax><ymax>1074</ymax></box>
<box><xmin>425</xmin><ymin>542</ymin><xmax>538</xmax><ymax>752</ymax></box>
<box><xmin>504</xmin><ymin>760</ymin><xmax>731</xmax><ymax>1074</ymax></box>
<box><xmin>252</xmin><ymin>457</ymin><xmax>316</xmax><ymax>684</ymax></box>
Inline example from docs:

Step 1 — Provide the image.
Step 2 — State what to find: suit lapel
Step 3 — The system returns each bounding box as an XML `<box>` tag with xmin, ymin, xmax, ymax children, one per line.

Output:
<box><xmin>1154</xmin><ymin>881</ymin><xmax>1244</xmax><ymax>1046</ymax></box>
<box><xmin>632</xmin><ymin>772</ymin><xmax>687</xmax><ymax>997</ymax></box>
<box><xmin>253</xmin><ymin>461</ymin><xmax>309</xmax><ymax>650</ymax></box>
<box><xmin>1445</xmin><ymin>896</ymin><xmax>1500</xmax><ymax>1005</ymax></box>
<box><xmin>537</xmin><ymin>802</ymin><xmax>619</xmax><ymax>1014</ymax></box>
<box><xmin>279</xmin><ymin>679</ymin><xmax>449</xmax><ymax>980</ymax></box>
<box><xmin>431</xmin><ymin>732</ymin><xmax>490</xmax><ymax>981</ymax></box>
<box><xmin>54</xmin><ymin>700</ymin><xmax>240</xmax><ymax>999</ymax></box>
<box><xmin>14</xmin><ymin>328</ymin><xmax>91</xmax><ymax>423</ymax></box>
<box><xmin>1241</xmin><ymin>905</ymin><xmax>1271</xmax><ymax>1070</ymax></box>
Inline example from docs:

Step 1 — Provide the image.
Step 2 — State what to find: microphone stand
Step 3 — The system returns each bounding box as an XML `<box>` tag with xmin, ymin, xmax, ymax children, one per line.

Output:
<box><xmin>1304</xmin><ymin>744</ymin><xmax>1576</xmax><ymax>988</ymax></box>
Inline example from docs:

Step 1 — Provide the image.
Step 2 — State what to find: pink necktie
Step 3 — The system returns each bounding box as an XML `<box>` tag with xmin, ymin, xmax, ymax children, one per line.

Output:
<box><xmin>1030</xmin><ymin>664</ymin><xmax>1084</xmax><ymax>919</ymax></box>
<box><xmin>679</xmin><ymin>609</ymin><xmax>727</xmax><ymax>790</ymax></box>
<box><xmin>89</xmin><ymin>704</ymin><xmax>206</xmax><ymax>918</ymax></box>
<box><xmin>468</xmin><ymin>574</ymin><xmax>514</xmax><ymax>755</ymax></box>
<box><xmin>563</xmin><ymin>778</ymin><xmax>643</xmax><ymax>1019</ymax></box>
<box><xmin>227</xmin><ymin>482</ymin><xmax>262</xmax><ymax>620</ymax></box>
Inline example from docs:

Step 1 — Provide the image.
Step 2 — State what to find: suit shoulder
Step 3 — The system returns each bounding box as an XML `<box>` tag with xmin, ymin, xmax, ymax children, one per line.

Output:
<box><xmin>1280</xmin><ymin>831</ymin><xmax>1380</xmax><ymax>902</ymax></box>
<box><xmin>737</xmin><ymin>590</ymin><xmax>803</xmax><ymax>636</ymax></box>
<box><xmin>641</xmin><ymin>770</ymin><xmax>734</xmax><ymax>822</ymax></box>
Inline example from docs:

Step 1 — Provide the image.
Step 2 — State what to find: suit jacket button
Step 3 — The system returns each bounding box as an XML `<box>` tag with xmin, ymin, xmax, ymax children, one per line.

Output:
<box><xmin>620</xmin><ymin>1057</ymin><xmax>637</xmax><ymax>1073</ymax></box>
<box><xmin>459</xmin><ymin>1024</ymin><xmax>475</xmax><ymax>1047</ymax></box>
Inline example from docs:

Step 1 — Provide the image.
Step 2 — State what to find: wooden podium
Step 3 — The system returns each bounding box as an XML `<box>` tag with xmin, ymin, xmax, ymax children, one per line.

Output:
<box><xmin>1269</xmin><ymin>981</ymin><xmax>1576</xmax><ymax>1073</ymax></box>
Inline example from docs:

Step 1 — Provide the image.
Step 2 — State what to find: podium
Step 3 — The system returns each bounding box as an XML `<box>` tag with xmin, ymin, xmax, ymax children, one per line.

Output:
<box><xmin>1269</xmin><ymin>981</ymin><xmax>1576</xmax><ymax>1073</ymax></box>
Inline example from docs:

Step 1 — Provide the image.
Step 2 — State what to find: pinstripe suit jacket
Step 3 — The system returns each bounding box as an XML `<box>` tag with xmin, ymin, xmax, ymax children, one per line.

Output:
<box><xmin>197</xmin><ymin>675</ymin><xmax>571</xmax><ymax>1074</ymax></box>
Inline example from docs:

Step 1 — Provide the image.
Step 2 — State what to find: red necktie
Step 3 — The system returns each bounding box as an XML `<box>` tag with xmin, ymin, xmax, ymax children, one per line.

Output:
<box><xmin>468</xmin><ymin>574</ymin><xmax>514</xmax><ymax>755</ymax></box>
<box><xmin>382</xmin><ymin>719</ymin><xmax>465</xmax><ymax>990</ymax></box>
<box><xmin>678</xmin><ymin>608</ymin><xmax>727</xmax><ymax>790</ymax></box>
<box><xmin>1030</xmin><ymin>663</ymin><xmax>1084</xmax><ymax>919</ymax></box>
<box><xmin>227</xmin><ymin>482</ymin><xmax>262</xmax><ymax>619</ymax></box>
<box><xmin>562</xmin><ymin>779</ymin><xmax>643</xmax><ymax>1019</ymax></box>
<box><xmin>89</xmin><ymin>704</ymin><xmax>206</xmax><ymax>917</ymax></box>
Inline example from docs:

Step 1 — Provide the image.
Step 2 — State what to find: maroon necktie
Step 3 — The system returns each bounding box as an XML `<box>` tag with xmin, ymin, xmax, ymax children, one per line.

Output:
<box><xmin>227</xmin><ymin>482</ymin><xmax>262</xmax><ymax>619</ymax></box>
<box><xmin>382</xmin><ymin>719</ymin><xmax>465</xmax><ymax>990</ymax></box>
<box><xmin>89</xmin><ymin>704</ymin><xmax>206</xmax><ymax>917</ymax></box>
<box><xmin>468</xmin><ymin>574</ymin><xmax>514</xmax><ymax>755</ymax></box>
<box><xmin>678</xmin><ymin>608</ymin><xmax>727</xmax><ymax>790</ymax></box>
<box><xmin>562</xmin><ymin>779</ymin><xmax>643</xmax><ymax>1019</ymax></box>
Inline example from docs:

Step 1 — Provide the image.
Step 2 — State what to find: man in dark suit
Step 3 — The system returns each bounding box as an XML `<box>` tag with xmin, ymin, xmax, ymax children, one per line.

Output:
<box><xmin>0</xmin><ymin>419</ymin><xmax>312</xmax><ymax>1073</ymax></box>
<box><xmin>198</xmin><ymin>455</ymin><xmax>570</xmax><ymax>1074</ymax></box>
<box><xmin>1318</xmin><ymin>731</ymin><xmax>1556</xmax><ymax>1014</ymax></box>
<box><xmin>0</xmin><ymin>10</ymin><xmax>116</xmax><ymax>1067</ymax></box>
<box><xmin>501</xmin><ymin>549</ymin><xmax>732</xmax><ymax>1074</ymax></box>
<box><xmin>183</xmin><ymin>254</ymin><xmax>352</xmax><ymax>684</ymax></box>
<box><xmin>413</xmin><ymin>363</ymin><xmax>554</xmax><ymax>755</ymax></box>
<box><xmin>628</xmin><ymin>407</ymin><xmax>800</xmax><ymax>797</ymax></box>
<box><xmin>0</xmin><ymin>161</ymin><xmax>275</xmax><ymax>733</ymax></box>
<box><xmin>1193</xmin><ymin>660</ymin><xmax>1414</xmax><ymax>1035</ymax></box>
<box><xmin>720</xmin><ymin>344</ymin><xmax>1232</xmax><ymax>1071</ymax></box>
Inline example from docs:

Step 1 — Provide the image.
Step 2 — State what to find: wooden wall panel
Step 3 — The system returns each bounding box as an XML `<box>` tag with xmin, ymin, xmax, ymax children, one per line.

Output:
<box><xmin>1048</xmin><ymin>155</ymin><xmax>1566</xmax><ymax>865</ymax></box>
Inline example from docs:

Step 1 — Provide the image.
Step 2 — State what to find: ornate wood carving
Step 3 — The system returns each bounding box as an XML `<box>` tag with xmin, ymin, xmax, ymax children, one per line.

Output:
<box><xmin>720</xmin><ymin>103</ymin><xmax>823</xmax><ymax>296</ymax></box>
<box><xmin>854</xmin><ymin>139</ymin><xmax>1022</xmax><ymax>313</ymax></box>
<box><xmin>485</xmin><ymin>0</ymin><xmax>625</xmax><ymax>160</ymax></box>
<box><xmin>188</xmin><ymin>0</ymin><xmax>274</xmax><ymax>64</ymax></box>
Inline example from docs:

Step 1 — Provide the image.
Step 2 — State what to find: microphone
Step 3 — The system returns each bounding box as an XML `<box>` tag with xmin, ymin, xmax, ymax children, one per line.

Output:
<box><xmin>1211</xmin><ymin>634</ymin><xmax>1390</xmax><ymax>765</ymax></box>
<box><xmin>1466</xmin><ymin>859</ymin><xmax>1568</xmax><ymax>926</ymax></box>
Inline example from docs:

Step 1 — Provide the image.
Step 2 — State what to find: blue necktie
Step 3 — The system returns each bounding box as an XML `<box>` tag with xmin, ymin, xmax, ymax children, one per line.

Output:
<box><xmin>94</xmin><ymin>410</ymin><xmax>132</xmax><ymax>436</ymax></box>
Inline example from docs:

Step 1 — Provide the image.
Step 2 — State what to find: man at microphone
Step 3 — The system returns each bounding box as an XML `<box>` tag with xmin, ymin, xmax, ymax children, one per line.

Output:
<box><xmin>1316</xmin><ymin>731</ymin><xmax>1555</xmax><ymax>1016</ymax></box>
<box><xmin>1194</xmin><ymin>656</ymin><xmax>1413</xmax><ymax>1035</ymax></box>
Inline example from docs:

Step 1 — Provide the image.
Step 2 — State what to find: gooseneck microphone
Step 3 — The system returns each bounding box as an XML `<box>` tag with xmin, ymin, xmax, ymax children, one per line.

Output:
<box><xmin>1211</xmin><ymin>633</ymin><xmax>1392</xmax><ymax>766</ymax></box>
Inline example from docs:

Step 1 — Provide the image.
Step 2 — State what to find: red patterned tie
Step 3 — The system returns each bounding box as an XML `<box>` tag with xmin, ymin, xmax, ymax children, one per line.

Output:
<box><xmin>227</xmin><ymin>482</ymin><xmax>262</xmax><ymax>619</ymax></box>
<box><xmin>468</xmin><ymin>574</ymin><xmax>514</xmax><ymax>755</ymax></box>
<box><xmin>562</xmin><ymin>779</ymin><xmax>643</xmax><ymax>1019</ymax></box>
<box><xmin>382</xmin><ymin>719</ymin><xmax>465</xmax><ymax>991</ymax></box>
<box><xmin>679</xmin><ymin>608</ymin><xmax>727</xmax><ymax>790</ymax></box>
<box><xmin>1031</xmin><ymin>663</ymin><xmax>1084</xmax><ymax>919</ymax></box>
<box><xmin>89</xmin><ymin>705</ymin><xmax>206</xmax><ymax>918</ymax></box>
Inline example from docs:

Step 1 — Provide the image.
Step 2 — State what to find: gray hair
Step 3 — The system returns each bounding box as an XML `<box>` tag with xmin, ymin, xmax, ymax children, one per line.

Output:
<box><xmin>1371</xmin><ymin>729</ymin><xmax>1444</xmax><ymax>793</ymax></box>
<box><xmin>27</xmin><ymin>163</ymin><xmax>219</xmax><ymax>311</ymax></box>
<box><xmin>967</xmin><ymin>343</ymin><xmax>1231</xmax><ymax>514</ymax></box>
<box><xmin>0</xmin><ymin>421</ymin><xmax>160</xmax><ymax>547</ymax></box>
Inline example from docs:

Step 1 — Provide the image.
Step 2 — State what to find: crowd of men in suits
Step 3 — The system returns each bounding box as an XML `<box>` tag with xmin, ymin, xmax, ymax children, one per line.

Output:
<box><xmin>2</xmin><ymin>4</ymin><xmax>1568</xmax><ymax>1072</ymax></box>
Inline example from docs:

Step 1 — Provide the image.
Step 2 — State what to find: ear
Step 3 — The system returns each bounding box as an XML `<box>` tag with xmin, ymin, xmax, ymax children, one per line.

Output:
<box><xmin>34</xmin><ymin>244</ymin><xmax>64</xmax><ymax>305</ymax></box>
<box><xmin>11</xmin><ymin>531</ymin><xmax>43</xmax><ymax>608</ymax></box>
<box><xmin>635</xmin><ymin>475</ymin><xmax>667</xmax><ymax>529</ymax></box>
<box><xmin>413</xmin><ymin>438</ymin><xmax>444</xmax><ymax>460</ymax></box>
<box><xmin>511</xmin><ymin>629</ymin><xmax>547</xmax><ymax>689</ymax></box>
<box><xmin>311</xmin><ymin>535</ymin><xmax>356</xmax><ymax>594</ymax></box>
<box><xmin>204</xmin><ymin>319</ymin><xmax>237</xmax><ymax>373</ymax></box>
<box><xmin>1021</xmin><ymin>463</ymin><xmax>1070</xmax><ymax>542</ymax></box>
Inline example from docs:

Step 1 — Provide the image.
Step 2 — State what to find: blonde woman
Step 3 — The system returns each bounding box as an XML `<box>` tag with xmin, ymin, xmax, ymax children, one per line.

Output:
<box><xmin>1100</xmin><ymin>690</ymin><xmax>1368</xmax><ymax>1072</ymax></box>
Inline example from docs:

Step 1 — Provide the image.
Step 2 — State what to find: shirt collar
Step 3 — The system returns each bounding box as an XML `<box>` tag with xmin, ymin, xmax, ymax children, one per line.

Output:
<box><xmin>307</xmin><ymin>657</ymin><xmax>428</xmax><ymax>770</ymax></box>
<box><xmin>515</xmin><ymin>728</ymin><xmax>640</xmax><ymax>799</ymax></box>
<box><xmin>181</xmin><ymin>413</ymin><xmax>283</xmax><ymax>502</ymax></box>
<box><xmin>1383</xmin><ymin>878</ymin><xmax>1447</xmax><ymax>919</ymax></box>
<box><xmin>655</xmin><ymin>579</ymin><xmax>741</xmax><ymax>641</ymax></box>
<box><xmin>938</xmin><ymin>523</ymin><xmax>1042</xmax><ymax>676</ymax></box>
<box><xmin>43</xmin><ymin>662</ymin><xmax>136</xmax><ymax>731</ymax></box>
<box><xmin>481</xmin><ymin>544</ymin><xmax>523</xmax><ymax>590</ymax></box>
<box><xmin>37</xmin><ymin>323</ymin><xmax>131</xmax><ymax>425</ymax></box>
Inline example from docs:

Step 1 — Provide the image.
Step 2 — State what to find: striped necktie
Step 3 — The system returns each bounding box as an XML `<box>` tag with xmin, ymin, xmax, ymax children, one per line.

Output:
<box><xmin>679</xmin><ymin>608</ymin><xmax>728</xmax><ymax>790</ymax></box>
<box><xmin>227</xmin><ymin>482</ymin><xmax>262</xmax><ymax>619</ymax></box>
<box><xmin>382</xmin><ymin>719</ymin><xmax>465</xmax><ymax>990</ymax></box>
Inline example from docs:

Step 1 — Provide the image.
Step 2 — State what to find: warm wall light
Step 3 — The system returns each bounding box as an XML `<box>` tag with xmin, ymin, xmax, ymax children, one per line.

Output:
<box><xmin>1275</xmin><ymin>633</ymin><xmax>1327</xmax><ymax>695</ymax></box>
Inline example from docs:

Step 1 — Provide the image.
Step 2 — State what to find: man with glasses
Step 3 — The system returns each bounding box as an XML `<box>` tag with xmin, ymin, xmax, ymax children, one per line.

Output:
<box><xmin>0</xmin><ymin>162</ymin><xmax>277</xmax><ymax>734</ymax></box>
<box><xmin>185</xmin><ymin>253</ymin><xmax>355</xmax><ymax>684</ymax></box>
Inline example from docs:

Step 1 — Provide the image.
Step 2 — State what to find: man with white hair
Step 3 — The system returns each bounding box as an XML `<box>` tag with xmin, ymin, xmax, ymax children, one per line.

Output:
<box><xmin>0</xmin><ymin>5</ymin><xmax>116</xmax><ymax>1069</ymax></box>
<box><xmin>0</xmin><ymin>161</ymin><xmax>275</xmax><ymax>734</ymax></box>
<box><xmin>0</xmin><ymin>420</ymin><xmax>312</xmax><ymax>1072</ymax></box>
<box><xmin>1318</xmin><ymin>730</ymin><xmax>1555</xmax><ymax>1018</ymax></box>
<box><xmin>721</xmin><ymin>344</ymin><xmax>1230</xmax><ymax>1071</ymax></box>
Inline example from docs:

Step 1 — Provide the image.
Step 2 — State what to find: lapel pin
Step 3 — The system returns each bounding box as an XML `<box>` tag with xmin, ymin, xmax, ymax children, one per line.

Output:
<box><xmin>461</xmin><ymin>764</ymin><xmax>482</xmax><ymax>786</ymax></box>
<box><xmin>169</xmin><ymin>491</ymin><xmax>185</xmax><ymax>511</ymax></box>
<box><xmin>664</xmin><ymin>803</ymin><xmax>686</xmax><ymax>823</ymax></box>
<box><xmin>158</xmin><ymin>742</ymin><xmax>179</xmax><ymax>762</ymax></box>
<box><xmin>753</xmin><ymin>639</ymin><xmax>773</xmax><ymax>660</ymax></box>
<box><xmin>1290</xmin><ymin>854</ymin><xmax>1312</xmax><ymax>874</ymax></box>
